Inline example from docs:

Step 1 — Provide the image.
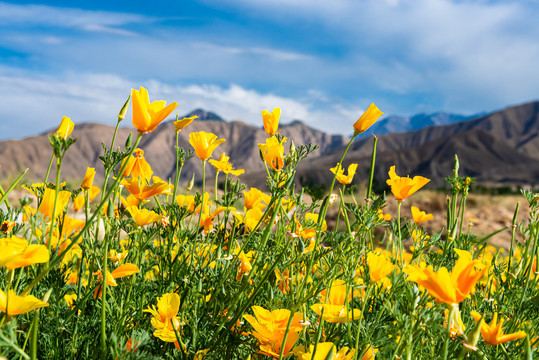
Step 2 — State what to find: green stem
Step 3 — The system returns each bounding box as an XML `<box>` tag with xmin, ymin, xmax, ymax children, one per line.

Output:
<box><xmin>397</xmin><ymin>200</ymin><xmax>403</xmax><ymax>266</ymax></box>
<box><xmin>30</xmin><ymin>309</ymin><xmax>39</xmax><ymax>360</ymax></box>
<box><xmin>47</xmin><ymin>157</ymin><xmax>63</xmax><ymax>256</ymax></box>
<box><xmin>508</xmin><ymin>202</ymin><xmax>520</xmax><ymax>273</ymax></box>
<box><xmin>366</xmin><ymin>135</ymin><xmax>378</xmax><ymax>200</ymax></box>
<box><xmin>172</xmin><ymin>131</ymin><xmax>181</xmax><ymax>201</ymax></box>
<box><xmin>44</xmin><ymin>153</ymin><xmax>54</xmax><ymax>184</ymax></box>
<box><xmin>318</xmin><ymin>134</ymin><xmax>357</xmax><ymax>227</ymax></box>
<box><xmin>442</xmin><ymin>305</ymin><xmax>456</xmax><ymax>360</ymax></box>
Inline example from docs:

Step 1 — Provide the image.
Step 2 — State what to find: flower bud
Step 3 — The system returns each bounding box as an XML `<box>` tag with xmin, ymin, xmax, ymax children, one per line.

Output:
<box><xmin>187</xmin><ymin>173</ymin><xmax>195</xmax><ymax>191</ymax></box>
<box><xmin>118</xmin><ymin>95</ymin><xmax>131</xmax><ymax>122</ymax></box>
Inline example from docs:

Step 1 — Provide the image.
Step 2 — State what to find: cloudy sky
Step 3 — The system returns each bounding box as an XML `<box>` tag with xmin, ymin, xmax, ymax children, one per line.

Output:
<box><xmin>0</xmin><ymin>0</ymin><xmax>538</xmax><ymax>140</ymax></box>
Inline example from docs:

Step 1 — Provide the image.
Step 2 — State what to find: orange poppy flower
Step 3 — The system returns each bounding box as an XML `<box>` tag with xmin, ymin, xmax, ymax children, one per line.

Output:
<box><xmin>131</xmin><ymin>86</ymin><xmax>178</xmax><ymax>134</ymax></box>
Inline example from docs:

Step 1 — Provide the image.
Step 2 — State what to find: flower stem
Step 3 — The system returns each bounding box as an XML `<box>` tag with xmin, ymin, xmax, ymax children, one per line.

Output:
<box><xmin>366</xmin><ymin>135</ymin><xmax>378</xmax><ymax>200</ymax></box>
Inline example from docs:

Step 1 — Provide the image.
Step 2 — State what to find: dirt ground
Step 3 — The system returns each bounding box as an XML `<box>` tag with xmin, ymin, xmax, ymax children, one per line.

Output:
<box><xmin>326</xmin><ymin>190</ymin><xmax>529</xmax><ymax>249</ymax></box>
<box><xmin>4</xmin><ymin>187</ymin><xmax>530</xmax><ymax>249</ymax></box>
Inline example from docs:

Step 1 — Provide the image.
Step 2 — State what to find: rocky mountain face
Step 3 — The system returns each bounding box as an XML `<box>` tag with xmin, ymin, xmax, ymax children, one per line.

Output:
<box><xmin>291</xmin><ymin>101</ymin><xmax>539</xmax><ymax>188</ymax></box>
<box><xmin>1</xmin><ymin>101</ymin><xmax>538</xmax><ymax>190</ymax></box>
<box><xmin>0</xmin><ymin>116</ymin><xmax>348</xmax><ymax>187</ymax></box>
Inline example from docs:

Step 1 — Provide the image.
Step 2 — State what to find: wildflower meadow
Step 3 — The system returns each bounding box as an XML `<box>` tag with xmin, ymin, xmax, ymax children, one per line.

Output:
<box><xmin>0</xmin><ymin>87</ymin><xmax>538</xmax><ymax>359</ymax></box>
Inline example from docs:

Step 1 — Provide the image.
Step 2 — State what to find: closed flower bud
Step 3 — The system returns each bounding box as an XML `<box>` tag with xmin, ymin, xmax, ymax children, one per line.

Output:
<box><xmin>118</xmin><ymin>95</ymin><xmax>131</xmax><ymax>121</ymax></box>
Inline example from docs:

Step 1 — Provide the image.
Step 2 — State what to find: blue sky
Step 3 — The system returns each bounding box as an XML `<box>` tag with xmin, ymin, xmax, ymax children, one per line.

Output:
<box><xmin>1</xmin><ymin>0</ymin><xmax>538</xmax><ymax>140</ymax></box>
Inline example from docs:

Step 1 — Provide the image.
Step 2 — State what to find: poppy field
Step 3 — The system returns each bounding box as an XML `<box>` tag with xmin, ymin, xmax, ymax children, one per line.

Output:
<box><xmin>0</xmin><ymin>87</ymin><xmax>538</xmax><ymax>359</ymax></box>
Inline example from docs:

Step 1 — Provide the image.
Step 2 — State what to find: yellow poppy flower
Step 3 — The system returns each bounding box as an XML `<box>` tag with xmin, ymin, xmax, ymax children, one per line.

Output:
<box><xmin>131</xmin><ymin>86</ymin><xmax>178</xmax><ymax>134</ymax></box>
<box><xmin>366</xmin><ymin>252</ymin><xmax>395</xmax><ymax>283</ymax></box>
<box><xmin>126</xmin><ymin>206</ymin><xmax>163</xmax><ymax>227</ymax></box>
<box><xmin>293</xmin><ymin>342</ymin><xmax>356</xmax><ymax>360</ymax></box>
<box><xmin>0</xmin><ymin>236</ymin><xmax>49</xmax><ymax>269</ymax></box>
<box><xmin>127</xmin><ymin>148</ymin><xmax>153</xmax><ymax>181</ymax></box>
<box><xmin>404</xmin><ymin>249</ymin><xmax>488</xmax><ymax>305</ymax></box>
<box><xmin>243</xmin><ymin>306</ymin><xmax>306</xmax><ymax>358</ymax></box>
<box><xmin>411</xmin><ymin>206</ymin><xmax>433</xmax><ymax>224</ymax></box>
<box><xmin>37</xmin><ymin>187</ymin><xmax>71</xmax><ymax>221</ymax></box>
<box><xmin>209</xmin><ymin>153</ymin><xmax>245</xmax><ymax>176</ymax></box>
<box><xmin>173</xmin><ymin>115</ymin><xmax>198</xmax><ymax>133</ymax></box>
<box><xmin>80</xmin><ymin>167</ymin><xmax>96</xmax><ymax>190</ymax></box>
<box><xmin>244</xmin><ymin>187</ymin><xmax>271</xmax><ymax>211</ymax></box>
<box><xmin>258</xmin><ymin>136</ymin><xmax>286</xmax><ymax>171</ymax></box>
<box><xmin>470</xmin><ymin>311</ymin><xmax>527</xmax><ymax>346</ymax></box>
<box><xmin>330</xmin><ymin>163</ymin><xmax>358</xmax><ymax>185</ymax></box>
<box><xmin>189</xmin><ymin>131</ymin><xmax>226</xmax><ymax>161</ymax></box>
<box><xmin>144</xmin><ymin>293</ymin><xmax>182</xmax><ymax>343</ymax></box>
<box><xmin>386</xmin><ymin>166</ymin><xmax>430</xmax><ymax>201</ymax></box>
<box><xmin>121</xmin><ymin>176</ymin><xmax>170</xmax><ymax>200</ymax></box>
<box><xmin>73</xmin><ymin>185</ymin><xmax>101</xmax><ymax>212</ymax></box>
<box><xmin>311</xmin><ymin>280</ymin><xmax>362</xmax><ymax>323</ymax></box>
<box><xmin>262</xmin><ymin>107</ymin><xmax>280</xmax><ymax>136</ymax></box>
<box><xmin>0</xmin><ymin>289</ymin><xmax>49</xmax><ymax>315</ymax></box>
<box><xmin>353</xmin><ymin>103</ymin><xmax>383</xmax><ymax>135</ymax></box>
<box><xmin>55</xmin><ymin>116</ymin><xmax>74</xmax><ymax>139</ymax></box>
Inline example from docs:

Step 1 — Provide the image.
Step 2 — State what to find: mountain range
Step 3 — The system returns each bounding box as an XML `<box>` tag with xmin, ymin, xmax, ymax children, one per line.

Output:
<box><xmin>1</xmin><ymin>101</ymin><xmax>538</xmax><ymax>190</ymax></box>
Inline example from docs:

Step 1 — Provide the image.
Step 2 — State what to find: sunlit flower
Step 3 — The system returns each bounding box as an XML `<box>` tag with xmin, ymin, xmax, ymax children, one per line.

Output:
<box><xmin>64</xmin><ymin>294</ymin><xmax>77</xmax><ymax>309</ymax></box>
<box><xmin>94</xmin><ymin>264</ymin><xmax>139</xmax><ymax>298</ymax></box>
<box><xmin>244</xmin><ymin>187</ymin><xmax>271</xmax><ymax>211</ymax></box>
<box><xmin>470</xmin><ymin>311</ymin><xmax>527</xmax><ymax>345</ymax></box>
<box><xmin>73</xmin><ymin>185</ymin><xmax>101</xmax><ymax>212</ymax></box>
<box><xmin>0</xmin><ymin>236</ymin><xmax>49</xmax><ymax>269</ymax></box>
<box><xmin>126</xmin><ymin>206</ymin><xmax>163</xmax><ymax>227</ymax></box>
<box><xmin>37</xmin><ymin>187</ymin><xmax>71</xmax><ymax>221</ymax></box>
<box><xmin>258</xmin><ymin>136</ymin><xmax>287</xmax><ymax>171</ymax></box>
<box><xmin>293</xmin><ymin>342</ymin><xmax>356</xmax><ymax>359</ymax></box>
<box><xmin>176</xmin><ymin>194</ymin><xmax>196</xmax><ymax>212</ymax></box>
<box><xmin>128</xmin><ymin>148</ymin><xmax>153</xmax><ymax>181</ymax></box>
<box><xmin>377</xmin><ymin>209</ymin><xmax>391</xmax><ymax>221</ymax></box>
<box><xmin>144</xmin><ymin>293</ymin><xmax>183</xmax><ymax>345</ymax></box>
<box><xmin>386</xmin><ymin>166</ymin><xmax>430</xmax><ymax>201</ymax></box>
<box><xmin>174</xmin><ymin>115</ymin><xmax>198</xmax><ymax>133</ymax></box>
<box><xmin>353</xmin><ymin>103</ymin><xmax>383</xmax><ymax>135</ymax></box>
<box><xmin>262</xmin><ymin>107</ymin><xmax>280</xmax><ymax>136</ymax></box>
<box><xmin>121</xmin><ymin>176</ymin><xmax>170</xmax><ymax>200</ymax></box>
<box><xmin>80</xmin><ymin>167</ymin><xmax>96</xmax><ymax>190</ymax></box>
<box><xmin>330</xmin><ymin>163</ymin><xmax>358</xmax><ymax>185</ymax></box>
<box><xmin>411</xmin><ymin>206</ymin><xmax>433</xmax><ymax>224</ymax></box>
<box><xmin>404</xmin><ymin>249</ymin><xmax>488</xmax><ymax>305</ymax></box>
<box><xmin>189</xmin><ymin>131</ymin><xmax>226</xmax><ymax>161</ymax></box>
<box><xmin>311</xmin><ymin>280</ymin><xmax>361</xmax><ymax>323</ymax></box>
<box><xmin>131</xmin><ymin>86</ymin><xmax>178</xmax><ymax>134</ymax></box>
<box><xmin>0</xmin><ymin>289</ymin><xmax>49</xmax><ymax>315</ymax></box>
<box><xmin>243</xmin><ymin>306</ymin><xmax>306</xmax><ymax>358</ymax></box>
<box><xmin>55</xmin><ymin>116</ymin><xmax>74</xmax><ymax>139</ymax></box>
<box><xmin>366</xmin><ymin>252</ymin><xmax>395</xmax><ymax>283</ymax></box>
<box><xmin>209</xmin><ymin>153</ymin><xmax>245</xmax><ymax>176</ymax></box>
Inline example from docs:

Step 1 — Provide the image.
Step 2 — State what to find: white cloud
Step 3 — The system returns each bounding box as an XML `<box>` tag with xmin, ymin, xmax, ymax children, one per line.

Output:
<box><xmin>209</xmin><ymin>0</ymin><xmax>539</xmax><ymax>113</ymax></box>
<box><xmin>0</xmin><ymin>2</ymin><xmax>148</xmax><ymax>35</ymax></box>
<box><xmin>0</xmin><ymin>67</ymin><xmax>364</xmax><ymax>140</ymax></box>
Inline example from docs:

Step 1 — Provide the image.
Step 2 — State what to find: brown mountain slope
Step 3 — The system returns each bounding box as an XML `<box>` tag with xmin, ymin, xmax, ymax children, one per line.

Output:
<box><xmin>346</xmin><ymin>101</ymin><xmax>539</xmax><ymax>160</ymax></box>
<box><xmin>0</xmin><ymin>119</ymin><xmax>348</xmax><ymax>184</ymax></box>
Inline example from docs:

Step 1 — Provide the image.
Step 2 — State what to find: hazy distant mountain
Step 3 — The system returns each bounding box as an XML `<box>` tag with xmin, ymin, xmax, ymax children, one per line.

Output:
<box><xmin>290</xmin><ymin>101</ymin><xmax>539</xmax><ymax>187</ymax></box>
<box><xmin>183</xmin><ymin>109</ymin><xmax>224</xmax><ymax>122</ymax></box>
<box><xmin>360</xmin><ymin>111</ymin><xmax>482</xmax><ymax>137</ymax></box>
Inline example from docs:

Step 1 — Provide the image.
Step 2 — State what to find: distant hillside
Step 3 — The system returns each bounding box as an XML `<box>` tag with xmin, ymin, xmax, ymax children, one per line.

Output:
<box><xmin>365</xmin><ymin>112</ymin><xmax>480</xmax><ymax>137</ymax></box>
<box><xmin>0</xmin><ymin>115</ymin><xmax>348</xmax><ymax>186</ymax></box>
<box><xmin>288</xmin><ymin>101</ymin><xmax>539</xmax><ymax>187</ymax></box>
<box><xmin>1</xmin><ymin>101</ymin><xmax>539</xmax><ymax>190</ymax></box>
